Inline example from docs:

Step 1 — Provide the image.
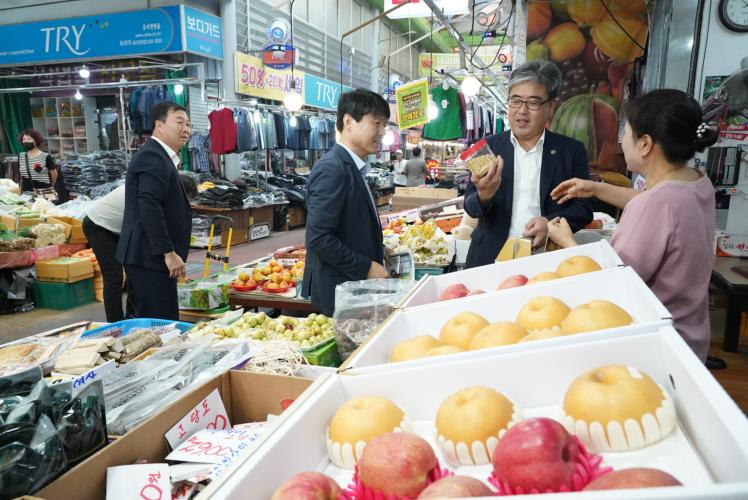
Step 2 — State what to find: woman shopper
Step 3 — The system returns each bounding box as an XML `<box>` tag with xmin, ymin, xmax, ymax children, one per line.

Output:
<box><xmin>546</xmin><ymin>89</ymin><xmax>719</xmax><ymax>364</ymax></box>
<box><xmin>17</xmin><ymin>128</ymin><xmax>58</xmax><ymax>192</ymax></box>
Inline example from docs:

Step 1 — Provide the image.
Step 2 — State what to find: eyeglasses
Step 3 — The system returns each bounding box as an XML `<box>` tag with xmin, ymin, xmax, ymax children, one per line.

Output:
<box><xmin>507</xmin><ymin>97</ymin><xmax>551</xmax><ymax>110</ymax></box>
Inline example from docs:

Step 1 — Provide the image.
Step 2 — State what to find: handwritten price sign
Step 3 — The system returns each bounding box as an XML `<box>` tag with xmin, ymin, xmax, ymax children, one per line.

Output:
<box><xmin>167</xmin><ymin>428</ymin><xmax>266</xmax><ymax>464</ymax></box>
<box><xmin>106</xmin><ymin>464</ymin><xmax>170</xmax><ymax>500</ymax></box>
<box><xmin>165</xmin><ymin>389</ymin><xmax>230</xmax><ymax>448</ymax></box>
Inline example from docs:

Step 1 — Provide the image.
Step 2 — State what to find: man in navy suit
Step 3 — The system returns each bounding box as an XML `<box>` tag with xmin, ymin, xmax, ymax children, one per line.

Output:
<box><xmin>116</xmin><ymin>102</ymin><xmax>192</xmax><ymax>320</ymax></box>
<box><xmin>302</xmin><ymin>89</ymin><xmax>390</xmax><ymax>315</ymax></box>
<box><xmin>464</xmin><ymin>61</ymin><xmax>593</xmax><ymax>268</ymax></box>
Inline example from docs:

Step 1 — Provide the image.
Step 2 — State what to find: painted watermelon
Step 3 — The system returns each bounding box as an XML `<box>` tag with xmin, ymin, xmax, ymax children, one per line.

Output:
<box><xmin>550</xmin><ymin>92</ymin><xmax>626</xmax><ymax>172</ymax></box>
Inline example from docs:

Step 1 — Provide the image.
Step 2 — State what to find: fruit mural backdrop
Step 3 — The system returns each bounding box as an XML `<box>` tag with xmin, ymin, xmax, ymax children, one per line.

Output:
<box><xmin>526</xmin><ymin>0</ymin><xmax>649</xmax><ymax>174</ymax></box>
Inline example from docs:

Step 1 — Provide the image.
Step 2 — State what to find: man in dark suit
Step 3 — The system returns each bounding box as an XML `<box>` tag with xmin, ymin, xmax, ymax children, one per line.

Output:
<box><xmin>302</xmin><ymin>89</ymin><xmax>391</xmax><ymax>315</ymax></box>
<box><xmin>464</xmin><ymin>61</ymin><xmax>593</xmax><ymax>268</ymax></box>
<box><xmin>116</xmin><ymin>102</ymin><xmax>192</xmax><ymax>320</ymax></box>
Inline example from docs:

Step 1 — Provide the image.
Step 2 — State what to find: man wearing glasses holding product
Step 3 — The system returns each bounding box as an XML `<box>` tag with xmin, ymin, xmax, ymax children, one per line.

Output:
<box><xmin>463</xmin><ymin>60</ymin><xmax>593</xmax><ymax>268</ymax></box>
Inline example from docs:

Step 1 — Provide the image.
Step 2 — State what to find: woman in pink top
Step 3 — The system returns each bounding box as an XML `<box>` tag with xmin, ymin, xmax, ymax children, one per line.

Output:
<box><xmin>546</xmin><ymin>89</ymin><xmax>719</xmax><ymax>363</ymax></box>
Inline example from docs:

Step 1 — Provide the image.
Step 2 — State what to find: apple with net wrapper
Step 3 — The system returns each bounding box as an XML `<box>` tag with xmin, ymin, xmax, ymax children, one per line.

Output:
<box><xmin>460</xmin><ymin>139</ymin><xmax>496</xmax><ymax>178</ymax></box>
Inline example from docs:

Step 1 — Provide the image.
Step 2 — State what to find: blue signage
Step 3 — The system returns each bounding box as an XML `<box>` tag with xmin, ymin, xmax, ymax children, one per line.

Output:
<box><xmin>304</xmin><ymin>74</ymin><xmax>352</xmax><ymax>110</ymax></box>
<box><xmin>0</xmin><ymin>5</ymin><xmax>224</xmax><ymax>67</ymax></box>
<box><xmin>182</xmin><ymin>5</ymin><xmax>223</xmax><ymax>59</ymax></box>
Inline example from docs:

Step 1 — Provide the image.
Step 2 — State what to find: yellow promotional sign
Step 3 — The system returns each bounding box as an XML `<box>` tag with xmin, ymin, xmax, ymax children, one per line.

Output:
<box><xmin>235</xmin><ymin>52</ymin><xmax>304</xmax><ymax>102</ymax></box>
<box><xmin>395</xmin><ymin>78</ymin><xmax>429</xmax><ymax>130</ymax></box>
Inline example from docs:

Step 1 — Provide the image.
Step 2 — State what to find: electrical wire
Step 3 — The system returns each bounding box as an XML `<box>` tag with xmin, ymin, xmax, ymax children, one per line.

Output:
<box><xmin>599</xmin><ymin>0</ymin><xmax>645</xmax><ymax>52</ymax></box>
<box><xmin>468</xmin><ymin>0</ymin><xmax>514</xmax><ymax>71</ymax></box>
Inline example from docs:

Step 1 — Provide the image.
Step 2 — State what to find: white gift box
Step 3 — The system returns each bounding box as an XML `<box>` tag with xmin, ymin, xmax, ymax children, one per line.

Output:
<box><xmin>200</xmin><ymin>326</ymin><xmax>748</xmax><ymax>499</ymax></box>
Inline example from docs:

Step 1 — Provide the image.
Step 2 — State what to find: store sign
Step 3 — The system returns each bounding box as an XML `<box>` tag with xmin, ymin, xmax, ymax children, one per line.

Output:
<box><xmin>0</xmin><ymin>5</ymin><xmax>223</xmax><ymax>67</ymax></box>
<box><xmin>235</xmin><ymin>52</ymin><xmax>304</xmax><ymax>102</ymax></box>
<box><xmin>385</xmin><ymin>0</ymin><xmax>469</xmax><ymax>19</ymax></box>
<box><xmin>262</xmin><ymin>44</ymin><xmax>295</xmax><ymax>70</ymax></box>
<box><xmin>418</xmin><ymin>47</ymin><xmax>511</xmax><ymax>77</ymax></box>
<box><xmin>183</xmin><ymin>5</ymin><xmax>224</xmax><ymax>59</ymax></box>
<box><xmin>395</xmin><ymin>78</ymin><xmax>429</xmax><ymax>130</ymax></box>
<box><xmin>304</xmin><ymin>74</ymin><xmax>351</xmax><ymax>110</ymax></box>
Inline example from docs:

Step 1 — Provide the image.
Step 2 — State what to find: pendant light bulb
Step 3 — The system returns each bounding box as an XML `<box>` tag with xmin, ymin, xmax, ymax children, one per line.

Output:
<box><xmin>74</xmin><ymin>89</ymin><xmax>83</xmax><ymax>100</ymax></box>
<box><xmin>174</xmin><ymin>83</ymin><xmax>184</xmax><ymax>95</ymax></box>
<box><xmin>427</xmin><ymin>99</ymin><xmax>439</xmax><ymax>120</ymax></box>
<box><xmin>382</xmin><ymin>127</ymin><xmax>395</xmax><ymax>146</ymax></box>
<box><xmin>290</xmin><ymin>114</ymin><xmax>298</xmax><ymax>127</ymax></box>
<box><xmin>460</xmin><ymin>74</ymin><xmax>481</xmax><ymax>97</ymax></box>
<box><xmin>283</xmin><ymin>91</ymin><xmax>303</xmax><ymax>112</ymax></box>
<box><xmin>79</xmin><ymin>66</ymin><xmax>90</xmax><ymax>79</ymax></box>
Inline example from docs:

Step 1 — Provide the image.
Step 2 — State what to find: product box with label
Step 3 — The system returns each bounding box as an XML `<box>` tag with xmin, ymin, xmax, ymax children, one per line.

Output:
<box><xmin>344</xmin><ymin>266</ymin><xmax>670</xmax><ymax>374</ymax></box>
<box><xmin>715</xmin><ymin>232</ymin><xmax>748</xmax><ymax>257</ymax></box>
<box><xmin>38</xmin><ymin>370</ymin><xmax>314</xmax><ymax>500</ymax></box>
<box><xmin>390</xmin><ymin>187</ymin><xmax>458</xmax><ymax>211</ymax></box>
<box><xmin>208</xmin><ymin>327</ymin><xmax>748</xmax><ymax>499</ymax></box>
<box><xmin>35</xmin><ymin>257</ymin><xmax>94</xmax><ymax>283</ymax></box>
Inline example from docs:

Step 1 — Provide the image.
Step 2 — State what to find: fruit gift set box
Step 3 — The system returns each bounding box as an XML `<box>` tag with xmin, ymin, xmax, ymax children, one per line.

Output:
<box><xmin>196</xmin><ymin>325</ymin><xmax>748</xmax><ymax>499</ymax></box>
<box><xmin>342</xmin><ymin>266</ymin><xmax>671</xmax><ymax>374</ymax></box>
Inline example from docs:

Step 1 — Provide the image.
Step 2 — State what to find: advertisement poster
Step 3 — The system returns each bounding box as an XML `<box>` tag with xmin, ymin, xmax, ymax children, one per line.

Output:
<box><xmin>395</xmin><ymin>78</ymin><xmax>429</xmax><ymax>129</ymax></box>
<box><xmin>702</xmin><ymin>74</ymin><xmax>748</xmax><ymax>147</ymax></box>
<box><xmin>235</xmin><ymin>52</ymin><xmax>304</xmax><ymax>102</ymax></box>
<box><xmin>527</xmin><ymin>0</ymin><xmax>649</xmax><ymax>174</ymax></box>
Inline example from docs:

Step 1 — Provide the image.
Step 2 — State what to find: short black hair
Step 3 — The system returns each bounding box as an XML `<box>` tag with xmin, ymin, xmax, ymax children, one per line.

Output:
<box><xmin>151</xmin><ymin>101</ymin><xmax>188</xmax><ymax>130</ymax></box>
<box><xmin>413</xmin><ymin>146</ymin><xmax>422</xmax><ymax>157</ymax></box>
<box><xmin>625</xmin><ymin>89</ymin><xmax>719</xmax><ymax>164</ymax></box>
<box><xmin>179</xmin><ymin>173</ymin><xmax>198</xmax><ymax>199</ymax></box>
<box><xmin>336</xmin><ymin>89</ymin><xmax>390</xmax><ymax>133</ymax></box>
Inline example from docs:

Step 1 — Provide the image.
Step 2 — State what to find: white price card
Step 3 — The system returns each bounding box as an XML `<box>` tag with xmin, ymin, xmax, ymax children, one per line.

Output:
<box><xmin>210</xmin><ymin>423</ymin><xmax>269</xmax><ymax>480</ymax></box>
<box><xmin>106</xmin><ymin>463</ymin><xmax>170</xmax><ymax>500</ymax></box>
<box><xmin>166</xmin><ymin>427</ymin><xmax>267</xmax><ymax>465</ymax></box>
<box><xmin>164</xmin><ymin>388</ymin><xmax>230</xmax><ymax>448</ymax></box>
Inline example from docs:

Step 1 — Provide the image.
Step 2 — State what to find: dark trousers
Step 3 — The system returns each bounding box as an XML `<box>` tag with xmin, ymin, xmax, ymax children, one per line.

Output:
<box><xmin>123</xmin><ymin>263</ymin><xmax>179</xmax><ymax>320</ymax></box>
<box><xmin>82</xmin><ymin>216</ymin><xmax>136</xmax><ymax>322</ymax></box>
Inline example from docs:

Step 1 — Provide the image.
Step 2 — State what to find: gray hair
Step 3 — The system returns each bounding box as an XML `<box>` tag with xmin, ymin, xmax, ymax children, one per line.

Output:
<box><xmin>508</xmin><ymin>60</ymin><xmax>563</xmax><ymax>99</ymax></box>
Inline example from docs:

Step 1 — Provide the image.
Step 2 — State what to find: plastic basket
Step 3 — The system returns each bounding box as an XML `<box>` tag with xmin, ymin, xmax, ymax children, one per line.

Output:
<box><xmin>82</xmin><ymin>318</ymin><xmax>193</xmax><ymax>338</ymax></box>
<box><xmin>33</xmin><ymin>279</ymin><xmax>93</xmax><ymax>310</ymax></box>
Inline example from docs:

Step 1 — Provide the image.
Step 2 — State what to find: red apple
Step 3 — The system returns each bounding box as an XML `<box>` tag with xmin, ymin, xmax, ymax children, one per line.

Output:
<box><xmin>583</xmin><ymin>468</ymin><xmax>682</xmax><ymax>491</ymax></box>
<box><xmin>497</xmin><ymin>274</ymin><xmax>529</xmax><ymax>290</ymax></box>
<box><xmin>358</xmin><ymin>432</ymin><xmax>437</xmax><ymax>498</ymax></box>
<box><xmin>583</xmin><ymin>40</ymin><xmax>613</xmax><ymax>80</ymax></box>
<box><xmin>271</xmin><ymin>471</ymin><xmax>342</xmax><ymax>500</ymax></box>
<box><xmin>492</xmin><ymin>417</ymin><xmax>581</xmax><ymax>492</ymax></box>
<box><xmin>417</xmin><ymin>475</ymin><xmax>493</xmax><ymax>498</ymax></box>
<box><xmin>438</xmin><ymin>284</ymin><xmax>470</xmax><ymax>301</ymax></box>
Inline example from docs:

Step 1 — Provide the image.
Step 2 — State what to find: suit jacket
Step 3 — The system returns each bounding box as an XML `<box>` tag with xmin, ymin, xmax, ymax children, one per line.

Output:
<box><xmin>464</xmin><ymin>130</ymin><xmax>593</xmax><ymax>268</ymax></box>
<box><xmin>116</xmin><ymin>139</ymin><xmax>192</xmax><ymax>272</ymax></box>
<box><xmin>302</xmin><ymin>144</ymin><xmax>384</xmax><ymax>316</ymax></box>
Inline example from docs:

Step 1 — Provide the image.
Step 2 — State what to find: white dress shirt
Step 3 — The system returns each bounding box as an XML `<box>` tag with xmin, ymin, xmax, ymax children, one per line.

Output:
<box><xmin>151</xmin><ymin>136</ymin><xmax>181</xmax><ymax>168</ymax></box>
<box><xmin>87</xmin><ymin>185</ymin><xmax>125</xmax><ymax>234</ymax></box>
<box><xmin>508</xmin><ymin>131</ymin><xmax>545</xmax><ymax>237</ymax></box>
<box><xmin>338</xmin><ymin>142</ymin><xmax>379</xmax><ymax>217</ymax></box>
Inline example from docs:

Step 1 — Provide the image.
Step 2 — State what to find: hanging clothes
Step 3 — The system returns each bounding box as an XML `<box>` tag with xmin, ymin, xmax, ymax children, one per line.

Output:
<box><xmin>234</xmin><ymin>108</ymin><xmax>258</xmax><ymax>152</ymax></box>
<box><xmin>297</xmin><ymin>115</ymin><xmax>311</xmax><ymax>150</ymax></box>
<box><xmin>423</xmin><ymin>87</ymin><xmax>464</xmax><ymax>141</ymax></box>
<box><xmin>272</xmin><ymin>112</ymin><xmax>286</xmax><ymax>149</ymax></box>
<box><xmin>188</xmin><ymin>132</ymin><xmax>211</xmax><ymax>173</ymax></box>
<box><xmin>137</xmin><ymin>86</ymin><xmax>173</xmax><ymax>133</ymax></box>
<box><xmin>208</xmin><ymin>107</ymin><xmax>237</xmax><ymax>154</ymax></box>
<box><xmin>262</xmin><ymin>111</ymin><xmax>278</xmax><ymax>149</ymax></box>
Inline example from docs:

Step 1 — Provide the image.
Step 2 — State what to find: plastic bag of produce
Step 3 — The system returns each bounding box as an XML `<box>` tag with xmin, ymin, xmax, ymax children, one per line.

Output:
<box><xmin>333</xmin><ymin>278</ymin><xmax>417</xmax><ymax>360</ymax></box>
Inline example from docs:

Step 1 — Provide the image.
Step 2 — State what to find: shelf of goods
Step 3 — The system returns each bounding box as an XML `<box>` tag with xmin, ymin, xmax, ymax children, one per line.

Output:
<box><xmin>30</xmin><ymin>96</ymin><xmax>98</xmax><ymax>160</ymax></box>
<box><xmin>200</xmin><ymin>326</ymin><xmax>748</xmax><ymax>499</ymax></box>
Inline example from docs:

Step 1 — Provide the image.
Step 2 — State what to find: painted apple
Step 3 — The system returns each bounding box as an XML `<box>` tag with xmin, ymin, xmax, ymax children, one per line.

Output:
<box><xmin>583</xmin><ymin>468</ymin><xmax>682</xmax><ymax>491</ymax></box>
<box><xmin>469</xmin><ymin>322</ymin><xmax>528</xmax><ymax>349</ymax></box>
<box><xmin>358</xmin><ymin>432</ymin><xmax>437</xmax><ymax>498</ymax></box>
<box><xmin>555</xmin><ymin>255</ymin><xmax>602</xmax><ymax>277</ymax></box>
<box><xmin>560</xmin><ymin>300</ymin><xmax>633</xmax><ymax>334</ymax></box>
<box><xmin>390</xmin><ymin>335</ymin><xmax>443</xmax><ymax>363</ymax></box>
<box><xmin>497</xmin><ymin>274</ymin><xmax>529</xmax><ymax>290</ymax></box>
<box><xmin>271</xmin><ymin>471</ymin><xmax>342</xmax><ymax>500</ymax></box>
<box><xmin>417</xmin><ymin>475</ymin><xmax>493</xmax><ymax>498</ymax></box>
<box><xmin>492</xmin><ymin>417</ymin><xmax>581</xmax><ymax>492</ymax></box>
<box><xmin>516</xmin><ymin>297</ymin><xmax>571</xmax><ymax>331</ymax></box>
<box><xmin>438</xmin><ymin>284</ymin><xmax>470</xmax><ymax>301</ymax></box>
<box><xmin>439</xmin><ymin>312</ymin><xmax>490</xmax><ymax>349</ymax></box>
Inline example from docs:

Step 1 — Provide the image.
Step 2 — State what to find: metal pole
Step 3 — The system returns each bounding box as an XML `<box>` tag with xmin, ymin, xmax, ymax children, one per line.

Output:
<box><xmin>119</xmin><ymin>86</ymin><xmax>129</xmax><ymax>165</ymax></box>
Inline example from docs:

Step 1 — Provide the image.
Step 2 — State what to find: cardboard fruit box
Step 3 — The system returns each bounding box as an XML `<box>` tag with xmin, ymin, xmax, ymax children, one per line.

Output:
<box><xmin>35</xmin><ymin>257</ymin><xmax>94</xmax><ymax>283</ymax></box>
<box><xmin>205</xmin><ymin>326</ymin><xmax>748</xmax><ymax>499</ymax></box>
<box><xmin>399</xmin><ymin>240</ymin><xmax>624</xmax><ymax>309</ymax></box>
<box><xmin>52</xmin><ymin>216</ymin><xmax>86</xmax><ymax>244</ymax></box>
<box><xmin>342</xmin><ymin>266</ymin><xmax>670</xmax><ymax>374</ymax></box>
<box><xmin>37</xmin><ymin>370</ymin><xmax>314</xmax><ymax>500</ymax></box>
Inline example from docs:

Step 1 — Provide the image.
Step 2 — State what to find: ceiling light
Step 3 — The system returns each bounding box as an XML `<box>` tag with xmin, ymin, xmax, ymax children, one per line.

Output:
<box><xmin>427</xmin><ymin>99</ymin><xmax>439</xmax><ymax>120</ymax></box>
<box><xmin>74</xmin><ymin>89</ymin><xmax>83</xmax><ymax>100</ymax></box>
<box><xmin>249</xmin><ymin>99</ymin><xmax>258</xmax><ymax>106</ymax></box>
<box><xmin>460</xmin><ymin>74</ymin><xmax>482</xmax><ymax>97</ymax></box>
<box><xmin>79</xmin><ymin>66</ymin><xmax>90</xmax><ymax>79</ymax></box>
<box><xmin>382</xmin><ymin>127</ymin><xmax>395</xmax><ymax>146</ymax></box>
<box><xmin>174</xmin><ymin>83</ymin><xmax>184</xmax><ymax>95</ymax></box>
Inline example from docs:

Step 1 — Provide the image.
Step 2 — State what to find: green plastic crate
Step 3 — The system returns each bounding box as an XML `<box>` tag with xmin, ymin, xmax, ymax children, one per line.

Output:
<box><xmin>33</xmin><ymin>279</ymin><xmax>94</xmax><ymax>310</ymax></box>
<box><xmin>414</xmin><ymin>266</ymin><xmax>445</xmax><ymax>280</ymax></box>
<box><xmin>302</xmin><ymin>340</ymin><xmax>341</xmax><ymax>367</ymax></box>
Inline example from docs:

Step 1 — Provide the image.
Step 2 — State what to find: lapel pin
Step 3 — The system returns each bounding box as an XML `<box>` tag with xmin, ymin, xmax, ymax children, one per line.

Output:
<box><xmin>550</xmin><ymin>149</ymin><xmax>557</xmax><ymax>155</ymax></box>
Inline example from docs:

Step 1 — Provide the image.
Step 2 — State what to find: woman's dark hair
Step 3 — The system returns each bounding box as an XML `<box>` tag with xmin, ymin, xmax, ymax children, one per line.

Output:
<box><xmin>413</xmin><ymin>146</ymin><xmax>422</xmax><ymax>157</ymax></box>
<box><xmin>17</xmin><ymin>128</ymin><xmax>44</xmax><ymax>147</ymax></box>
<box><xmin>624</xmin><ymin>89</ymin><xmax>719</xmax><ymax>164</ymax></box>
<box><xmin>336</xmin><ymin>89</ymin><xmax>390</xmax><ymax>133</ymax></box>
<box><xmin>179</xmin><ymin>173</ymin><xmax>198</xmax><ymax>199</ymax></box>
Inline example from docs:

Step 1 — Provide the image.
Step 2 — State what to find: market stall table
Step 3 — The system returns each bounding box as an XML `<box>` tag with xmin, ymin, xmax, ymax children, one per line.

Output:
<box><xmin>711</xmin><ymin>256</ymin><xmax>748</xmax><ymax>352</ymax></box>
<box><xmin>230</xmin><ymin>290</ymin><xmax>319</xmax><ymax>314</ymax></box>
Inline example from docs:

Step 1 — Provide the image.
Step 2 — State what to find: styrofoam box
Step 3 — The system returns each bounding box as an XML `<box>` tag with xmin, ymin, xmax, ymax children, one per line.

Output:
<box><xmin>343</xmin><ymin>266</ymin><xmax>671</xmax><ymax>374</ymax></box>
<box><xmin>202</xmin><ymin>326</ymin><xmax>748</xmax><ymax>499</ymax></box>
<box><xmin>399</xmin><ymin>240</ymin><xmax>623</xmax><ymax>309</ymax></box>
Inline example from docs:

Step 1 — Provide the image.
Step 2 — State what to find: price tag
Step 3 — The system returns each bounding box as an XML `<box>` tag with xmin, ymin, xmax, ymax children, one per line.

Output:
<box><xmin>166</xmin><ymin>427</ymin><xmax>267</xmax><ymax>465</ymax></box>
<box><xmin>106</xmin><ymin>463</ymin><xmax>170</xmax><ymax>500</ymax></box>
<box><xmin>209</xmin><ymin>423</ymin><xmax>269</xmax><ymax>479</ymax></box>
<box><xmin>164</xmin><ymin>389</ymin><xmax>230</xmax><ymax>448</ymax></box>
